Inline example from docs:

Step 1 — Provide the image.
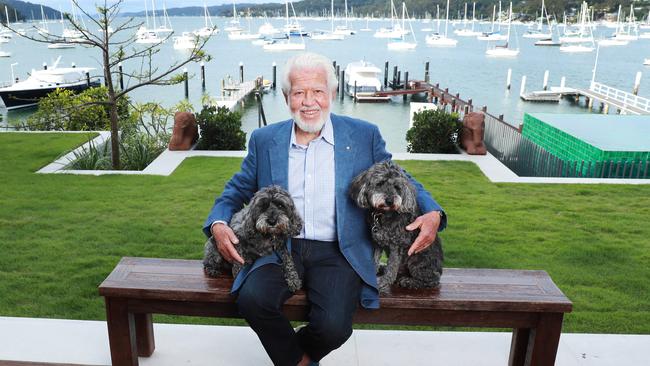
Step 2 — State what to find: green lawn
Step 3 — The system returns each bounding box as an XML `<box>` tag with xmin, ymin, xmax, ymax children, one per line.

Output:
<box><xmin>1</xmin><ymin>132</ymin><xmax>649</xmax><ymax>333</ymax></box>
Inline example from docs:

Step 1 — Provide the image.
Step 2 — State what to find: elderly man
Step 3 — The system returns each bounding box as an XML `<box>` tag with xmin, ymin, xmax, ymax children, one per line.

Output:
<box><xmin>203</xmin><ymin>52</ymin><xmax>446</xmax><ymax>366</ymax></box>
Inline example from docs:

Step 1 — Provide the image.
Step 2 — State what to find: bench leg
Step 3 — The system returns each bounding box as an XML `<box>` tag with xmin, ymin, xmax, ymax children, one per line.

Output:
<box><xmin>135</xmin><ymin>313</ymin><xmax>155</xmax><ymax>357</ymax></box>
<box><xmin>508</xmin><ymin>313</ymin><xmax>564</xmax><ymax>366</ymax></box>
<box><xmin>508</xmin><ymin>328</ymin><xmax>531</xmax><ymax>366</ymax></box>
<box><xmin>105</xmin><ymin>298</ymin><xmax>139</xmax><ymax>366</ymax></box>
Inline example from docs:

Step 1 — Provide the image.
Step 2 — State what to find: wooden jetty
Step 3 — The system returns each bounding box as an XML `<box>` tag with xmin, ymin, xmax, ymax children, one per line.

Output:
<box><xmin>212</xmin><ymin>77</ymin><xmax>263</xmax><ymax>110</ymax></box>
<box><xmin>521</xmin><ymin>81</ymin><xmax>650</xmax><ymax>115</ymax></box>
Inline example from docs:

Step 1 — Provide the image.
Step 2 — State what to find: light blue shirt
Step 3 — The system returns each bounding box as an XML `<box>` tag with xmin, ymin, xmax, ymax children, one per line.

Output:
<box><xmin>288</xmin><ymin>117</ymin><xmax>337</xmax><ymax>241</ymax></box>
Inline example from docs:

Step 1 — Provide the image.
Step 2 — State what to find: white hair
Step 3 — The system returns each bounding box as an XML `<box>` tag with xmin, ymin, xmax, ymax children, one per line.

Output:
<box><xmin>281</xmin><ymin>52</ymin><xmax>338</xmax><ymax>96</ymax></box>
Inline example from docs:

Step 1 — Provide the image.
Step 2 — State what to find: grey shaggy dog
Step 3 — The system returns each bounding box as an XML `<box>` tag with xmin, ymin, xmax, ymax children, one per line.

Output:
<box><xmin>203</xmin><ymin>185</ymin><xmax>304</xmax><ymax>292</ymax></box>
<box><xmin>349</xmin><ymin>160</ymin><xmax>444</xmax><ymax>294</ymax></box>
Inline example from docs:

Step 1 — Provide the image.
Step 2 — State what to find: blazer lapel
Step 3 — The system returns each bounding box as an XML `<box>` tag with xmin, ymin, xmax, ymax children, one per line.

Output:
<box><xmin>332</xmin><ymin>114</ymin><xmax>357</xmax><ymax>235</ymax></box>
<box><xmin>268</xmin><ymin>121</ymin><xmax>292</xmax><ymax>190</ymax></box>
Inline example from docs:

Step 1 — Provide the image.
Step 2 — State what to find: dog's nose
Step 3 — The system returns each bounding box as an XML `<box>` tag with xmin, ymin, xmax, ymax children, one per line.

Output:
<box><xmin>267</xmin><ymin>218</ymin><xmax>277</xmax><ymax>225</ymax></box>
<box><xmin>385</xmin><ymin>197</ymin><xmax>394</xmax><ymax>206</ymax></box>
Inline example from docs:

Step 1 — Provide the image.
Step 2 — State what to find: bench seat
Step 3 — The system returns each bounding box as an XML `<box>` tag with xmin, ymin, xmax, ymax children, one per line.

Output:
<box><xmin>99</xmin><ymin>257</ymin><xmax>572</xmax><ymax>366</ymax></box>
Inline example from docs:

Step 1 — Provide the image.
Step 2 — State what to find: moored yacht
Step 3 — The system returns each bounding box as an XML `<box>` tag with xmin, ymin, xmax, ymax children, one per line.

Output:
<box><xmin>343</xmin><ymin>61</ymin><xmax>390</xmax><ymax>101</ymax></box>
<box><xmin>0</xmin><ymin>58</ymin><xmax>100</xmax><ymax>110</ymax></box>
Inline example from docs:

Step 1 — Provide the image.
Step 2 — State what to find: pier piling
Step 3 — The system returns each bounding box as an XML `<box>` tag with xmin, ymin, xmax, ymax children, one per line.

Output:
<box><xmin>543</xmin><ymin>70</ymin><xmax>549</xmax><ymax>91</ymax></box>
<box><xmin>424</xmin><ymin>61</ymin><xmax>430</xmax><ymax>83</ymax></box>
<box><xmin>560</xmin><ymin>76</ymin><xmax>566</xmax><ymax>88</ymax></box>
<box><xmin>340</xmin><ymin>70</ymin><xmax>345</xmax><ymax>100</ymax></box>
<box><xmin>393</xmin><ymin>66</ymin><xmax>398</xmax><ymax>88</ymax></box>
<box><xmin>85</xmin><ymin>72</ymin><xmax>90</xmax><ymax>87</ymax></box>
<box><xmin>633</xmin><ymin>71</ymin><xmax>642</xmax><ymax>95</ymax></box>
<box><xmin>239</xmin><ymin>62</ymin><xmax>244</xmax><ymax>84</ymax></box>
<box><xmin>118</xmin><ymin>63</ymin><xmax>124</xmax><ymax>90</ymax></box>
<box><xmin>506</xmin><ymin>68</ymin><xmax>512</xmax><ymax>90</ymax></box>
<box><xmin>183</xmin><ymin>68</ymin><xmax>188</xmax><ymax>99</ymax></box>
<box><xmin>520</xmin><ymin>76</ymin><xmax>527</xmax><ymax>96</ymax></box>
<box><xmin>272</xmin><ymin>62</ymin><xmax>277</xmax><ymax>90</ymax></box>
<box><xmin>200</xmin><ymin>62</ymin><xmax>205</xmax><ymax>90</ymax></box>
<box><xmin>336</xmin><ymin>65</ymin><xmax>340</xmax><ymax>80</ymax></box>
<box><xmin>43</xmin><ymin>62</ymin><xmax>47</xmax><ymax>70</ymax></box>
<box><xmin>354</xmin><ymin>81</ymin><xmax>357</xmax><ymax>103</ymax></box>
<box><xmin>384</xmin><ymin>61</ymin><xmax>389</xmax><ymax>88</ymax></box>
<box><xmin>403</xmin><ymin>71</ymin><xmax>409</xmax><ymax>102</ymax></box>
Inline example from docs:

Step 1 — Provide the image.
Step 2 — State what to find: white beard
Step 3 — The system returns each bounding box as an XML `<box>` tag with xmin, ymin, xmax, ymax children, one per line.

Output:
<box><xmin>289</xmin><ymin>101</ymin><xmax>329</xmax><ymax>133</ymax></box>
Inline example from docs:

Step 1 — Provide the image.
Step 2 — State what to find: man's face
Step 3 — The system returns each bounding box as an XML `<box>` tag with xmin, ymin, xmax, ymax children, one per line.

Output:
<box><xmin>286</xmin><ymin>67</ymin><xmax>334</xmax><ymax>133</ymax></box>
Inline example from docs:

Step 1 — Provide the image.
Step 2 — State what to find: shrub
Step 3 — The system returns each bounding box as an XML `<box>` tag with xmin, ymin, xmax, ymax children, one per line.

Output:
<box><xmin>68</xmin><ymin>139</ymin><xmax>112</xmax><ymax>170</ymax></box>
<box><xmin>406</xmin><ymin>109</ymin><xmax>462</xmax><ymax>153</ymax></box>
<box><xmin>195</xmin><ymin>105</ymin><xmax>246</xmax><ymax>150</ymax></box>
<box><xmin>25</xmin><ymin>86</ymin><xmax>131</xmax><ymax>131</ymax></box>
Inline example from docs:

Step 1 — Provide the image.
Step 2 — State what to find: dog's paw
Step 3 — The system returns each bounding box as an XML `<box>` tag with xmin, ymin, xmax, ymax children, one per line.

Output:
<box><xmin>377</xmin><ymin>276</ymin><xmax>393</xmax><ymax>294</ymax></box>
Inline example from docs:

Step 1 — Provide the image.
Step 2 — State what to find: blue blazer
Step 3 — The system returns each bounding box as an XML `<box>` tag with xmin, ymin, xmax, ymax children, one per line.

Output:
<box><xmin>203</xmin><ymin>114</ymin><xmax>446</xmax><ymax>309</ymax></box>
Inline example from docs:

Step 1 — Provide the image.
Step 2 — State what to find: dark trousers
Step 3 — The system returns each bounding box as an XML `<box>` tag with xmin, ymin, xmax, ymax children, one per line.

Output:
<box><xmin>236</xmin><ymin>238</ymin><xmax>363</xmax><ymax>366</ymax></box>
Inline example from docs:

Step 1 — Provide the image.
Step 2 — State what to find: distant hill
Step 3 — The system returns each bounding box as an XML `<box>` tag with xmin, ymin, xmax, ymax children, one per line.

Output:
<box><xmin>1</xmin><ymin>0</ymin><xmax>60</xmax><ymax>22</ymax></box>
<box><xmin>121</xmin><ymin>0</ymin><xmax>647</xmax><ymax>20</ymax></box>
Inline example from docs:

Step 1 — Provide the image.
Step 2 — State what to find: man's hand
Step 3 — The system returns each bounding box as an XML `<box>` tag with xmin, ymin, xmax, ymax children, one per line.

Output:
<box><xmin>211</xmin><ymin>223</ymin><xmax>244</xmax><ymax>265</ymax></box>
<box><xmin>405</xmin><ymin>211</ymin><xmax>442</xmax><ymax>256</ymax></box>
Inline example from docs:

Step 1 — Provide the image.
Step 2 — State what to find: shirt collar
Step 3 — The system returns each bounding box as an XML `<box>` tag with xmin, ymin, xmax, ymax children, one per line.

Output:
<box><xmin>290</xmin><ymin>115</ymin><xmax>335</xmax><ymax>148</ymax></box>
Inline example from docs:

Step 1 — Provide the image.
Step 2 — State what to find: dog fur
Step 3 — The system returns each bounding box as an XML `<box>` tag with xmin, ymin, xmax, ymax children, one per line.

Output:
<box><xmin>203</xmin><ymin>185</ymin><xmax>304</xmax><ymax>292</ymax></box>
<box><xmin>349</xmin><ymin>160</ymin><xmax>444</xmax><ymax>293</ymax></box>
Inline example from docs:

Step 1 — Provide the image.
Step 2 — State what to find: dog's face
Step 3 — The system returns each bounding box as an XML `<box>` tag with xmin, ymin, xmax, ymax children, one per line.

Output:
<box><xmin>349</xmin><ymin>161</ymin><xmax>418</xmax><ymax>213</ymax></box>
<box><xmin>248</xmin><ymin>186</ymin><xmax>303</xmax><ymax>237</ymax></box>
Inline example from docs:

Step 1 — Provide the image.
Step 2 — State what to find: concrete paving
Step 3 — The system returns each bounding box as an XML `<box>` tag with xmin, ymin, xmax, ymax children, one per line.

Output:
<box><xmin>0</xmin><ymin>317</ymin><xmax>647</xmax><ymax>365</ymax></box>
<box><xmin>30</xmin><ymin>131</ymin><xmax>650</xmax><ymax>184</ymax></box>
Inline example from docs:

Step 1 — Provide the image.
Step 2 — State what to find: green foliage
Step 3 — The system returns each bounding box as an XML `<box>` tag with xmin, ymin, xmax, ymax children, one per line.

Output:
<box><xmin>195</xmin><ymin>105</ymin><xmax>246</xmax><ymax>151</ymax></box>
<box><xmin>68</xmin><ymin>139</ymin><xmax>112</xmax><ymax>170</ymax></box>
<box><xmin>406</xmin><ymin>109</ymin><xmax>462</xmax><ymax>154</ymax></box>
<box><xmin>24</xmin><ymin>86</ymin><xmax>131</xmax><ymax>131</ymax></box>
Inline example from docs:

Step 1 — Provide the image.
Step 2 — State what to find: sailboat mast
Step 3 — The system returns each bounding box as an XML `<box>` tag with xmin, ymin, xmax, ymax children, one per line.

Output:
<box><xmin>144</xmin><ymin>0</ymin><xmax>149</xmax><ymax>29</ymax></box>
<box><xmin>151</xmin><ymin>0</ymin><xmax>157</xmax><ymax>29</ymax></box>
<box><xmin>330</xmin><ymin>0</ymin><xmax>334</xmax><ymax>32</ymax></box>
<box><xmin>445</xmin><ymin>0</ymin><xmax>450</xmax><ymax>37</ymax></box>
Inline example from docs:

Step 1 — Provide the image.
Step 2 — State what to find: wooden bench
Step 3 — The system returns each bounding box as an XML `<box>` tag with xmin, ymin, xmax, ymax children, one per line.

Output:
<box><xmin>98</xmin><ymin>257</ymin><xmax>572</xmax><ymax>366</ymax></box>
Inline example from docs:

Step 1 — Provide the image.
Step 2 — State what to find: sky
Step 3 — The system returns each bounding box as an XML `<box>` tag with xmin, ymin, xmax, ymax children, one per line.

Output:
<box><xmin>37</xmin><ymin>1</ymin><xmax>283</xmax><ymax>13</ymax></box>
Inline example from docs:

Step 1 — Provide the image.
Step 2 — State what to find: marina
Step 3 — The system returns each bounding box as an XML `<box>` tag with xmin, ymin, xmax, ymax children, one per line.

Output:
<box><xmin>1</xmin><ymin>12</ymin><xmax>650</xmax><ymax>151</ymax></box>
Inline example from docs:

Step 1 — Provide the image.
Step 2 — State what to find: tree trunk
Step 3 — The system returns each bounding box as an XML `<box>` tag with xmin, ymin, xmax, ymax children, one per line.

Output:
<box><xmin>108</xmin><ymin>94</ymin><xmax>120</xmax><ymax>170</ymax></box>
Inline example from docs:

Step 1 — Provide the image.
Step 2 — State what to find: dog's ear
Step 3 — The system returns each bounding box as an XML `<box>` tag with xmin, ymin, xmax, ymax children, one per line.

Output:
<box><xmin>288</xmin><ymin>208</ymin><xmax>303</xmax><ymax>237</ymax></box>
<box><xmin>349</xmin><ymin>169</ymin><xmax>370</xmax><ymax>208</ymax></box>
<box><xmin>400</xmin><ymin>180</ymin><xmax>419</xmax><ymax>213</ymax></box>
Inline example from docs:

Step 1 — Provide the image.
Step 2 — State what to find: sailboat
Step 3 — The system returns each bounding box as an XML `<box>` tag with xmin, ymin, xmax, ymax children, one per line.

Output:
<box><xmin>559</xmin><ymin>2</ymin><xmax>594</xmax><ymax>52</ymax></box>
<box><xmin>425</xmin><ymin>0</ymin><xmax>457</xmax><ymax>47</ymax></box>
<box><xmin>485</xmin><ymin>2</ymin><xmax>518</xmax><ymax>57</ymax></box>
<box><xmin>523</xmin><ymin>0</ymin><xmax>552</xmax><ymax>39</ymax></box>
<box><xmin>454</xmin><ymin>3</ymin><xmax>481</xmax><ymax>37</ymax></box>
<box><xmin>156</xmin><ymin>1</ymin><xmax>174</xmax><ymax>33</ymax></box>
<box><xmin>333</xmin><ymin>0</ymin><xmax>355</xmax><ymax>35</ymax></box>
<box><xmin>136</xmin><ymin>0</ymin><xmax>163</xmax><ymax>44</ymax></box>
<box><xmin>258</xmin><ymin>12</ymin><xmax>280</xmax><ymax>36</ymax></box>
<box><xmin>477</xmin><ymin>4</ymin><xmax>507</xmax><ymax>41</ymax></box>
<box><xmin>312</xmin><ymin>0</ymin><xmax>345</xmax><ymax>40</ymax></box>
<box><xmin>264</xmin><ymin>0</ymin><xmax>305</xmax><ymax>51</ymax></box>
<box><xmin>228</xmin><ymin>11</ymin><xmax>261</xmax><ymax>40</ymax></box>
<box><xmin>224</xmin><ymin>1</ymin><xmax>244</xmax><ymax>33</ymax></box>
<box><xmin>559</xmin><ymin>2</ymin><xmax>593</xmax><ymax>44</ymax></box>
<box><xmin>374</xmin><ymin>0</ymin><xmax>408</xmax><ymax>38</ymax></box>
<box><xmin>612</xmin><ymin>4</ymin><xmax>639</xmax><ymax>41</ymax></box>
<box><xmin>194</xmin><ymin>1</ymin><xmax>219</xmax><ymax>37</ymax></box>
<box><xmin>387</xmin><ymin>2</ymin><xmax>417</xmax><ymax>50</ymax></box>
<box><xmin>48</xmin><ymin>8</ymin><xmax>76</xmax><ymax>49</ymax></box>
<box><xmin>598</xmin><ymin>5</ymin><xmax>629</xmax><ymax>46</ymax></box>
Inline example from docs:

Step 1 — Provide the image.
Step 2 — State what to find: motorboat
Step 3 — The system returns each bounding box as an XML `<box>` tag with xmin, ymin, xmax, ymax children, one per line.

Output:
<box><xmin>343</xmin><ymin>61</ymin><xmax>383</xmax><ymax>96</ymax></box>
<box><xmin>48</xmin><ymin>42</ymin><xmax>76</xmax><ymax>49</ymax></box>
<box><xmin>597</xmin><ymin>37</ymin><xmax>629</xmax><ymax>47</ymax></box>
<box><xmin>644</xmin><ymin>59</ymin><xmax>650</xmax><ymax>66</ymax></box>
<box><xmin>0</xmin><ymin>58</ymin><xmax>100</xmax><ymax>110</ymax></box>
